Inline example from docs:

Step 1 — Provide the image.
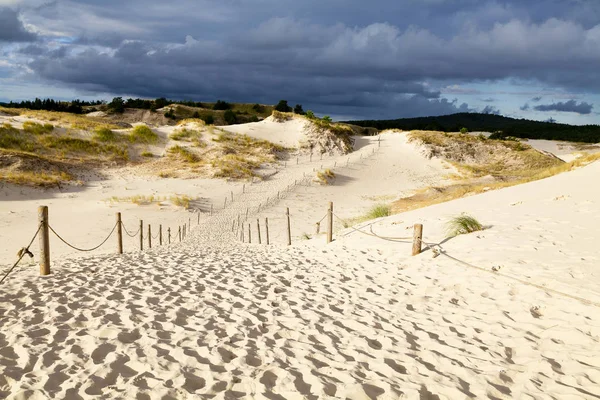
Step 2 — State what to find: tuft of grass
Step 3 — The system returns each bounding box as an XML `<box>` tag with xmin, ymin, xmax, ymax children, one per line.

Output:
<box><xmin>109</xmin><ymin>195</ymin><xmax>163</xmax><ymax>205</ymax></box>
<box><xmin>170</xmin><ymin>195</ymin><xmax>192</xmax><ymax>209</ymax></box>
<box><xmin>22</xmin><ymin>121</ymin><xmax>54</xmax><ymax>135</ymax></box>
<box><xmin>41</xmin><ymin>136</ymin><xmax>99</xmax><ymax>154</ymax></box>
<box><xmin>168</xmin><ymin>145</ymin><xmax>199</xmax><ymax>163</ymax></box>
<box><xmin>170</xmin><ymin>128</ymin><xmax>205</xmax><ymax>147</ymax></box>
<box><xmin>365</xmin><ymin>204</ymin><xmax>391</xmax><ymax>219</ymax></box>
<box><xmin>272</xmin><ymin>110</ymin><xmax>294</xmax><ymax>122</ymax></box>
<box><xmin>129</xmin><ymin>125</ymin><xmax>158</xmax><ymax>143</ymax></box>
<box><xmin>446</xmin><ymin>214</ymin><xmax>484</xmax><ymax>237</ymax></box>
<box><xmin>315</xmin><ymin>169</ymin><xmax>335</xmax><ymax>185</ymax></box>
<box><xmin>94</xmin><ymin>127</ymin><xmax>117</xmax><ymax>142</ymax></box>
<box><xmin>141</xmin><ymin>151</ymin><xmax>153</xmax><ymax>158</ymax></box>
<box><xmin>212</xmin><ymin>154</ymin><xmax>259</xmax><ymax>179</ymax></box>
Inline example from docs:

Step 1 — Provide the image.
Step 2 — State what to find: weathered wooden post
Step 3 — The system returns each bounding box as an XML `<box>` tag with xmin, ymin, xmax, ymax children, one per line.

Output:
<box><xmin>116</xmin><ymin>212</ymin><xmax>123</xmax><ymax>255</ymax></box>
<box><xmin>38</xmin><ymin>206</ymin><xmax>50</xmax><ymax>276</ymax></box>
<box><xmin>178</xmin><ymin>226</ymin><xmax>182</xmax><ymax>242</ymax></box>
<box><xmin>248</xmin><ymin>223</ymin><xmax>252</xmax><ymax>244</ymax></box>
<box><xmin>198</xmin><ymin>212</ymin><xmax>200</xmax><ymax>225</ymax></box>
<box><xmin>148</xmin><ymin>224</ymin><xmax>152</xmax><ymax>248</ymax></box>
<box><xmin>139</xmin><ymin>220</ymin><xmax>143</xmax><ymax>251</ymax></box>
<box><xmin>189</xmin><ymin>218</ymin><xmax>191</xmax><ymax>233</ymax></box>
<box><xmin>257</xmin><ymin>219</ymin><xmax>262</xmax><ymax>244</ymax></box>
<box><xmin>412</xmin><ymin>224</ymin><xmax>423</xmax><ymax>256</ymax></box>
<box><xmin>242</xmin><ymin>184</ymin><xmax>245</xmax><ymax>194</ymax></box>
<box><xmin>296</xmin><ymin>157</ymin><xmax>299</xmax><ymax>165</ymax></box>
<box><xmin>231</xmin><ymin>191</ymin><xmax>234</xmax><ymax>202</ymax></box>
<box><xmin>232</xmin><ymin>219</ymin><xmax>236</xmax><ymax>232</ymax></box>
<box><xmin>286</xmin><ymin>208</ymin><xmax>291</xmax><ymax>246</ymax></box>
<box><xmin>241</xmin><ymin>223</ymin><xmax>244</xmax><ymax>242</ymax></box>
<box><xmin>326</xmin><ymin>202</ymin><xmax>333</xmax><ymax>244</ymax></box>
<box><xmin>315</xmin><ymin>222</ymin><xmax>320</xmax><ymax>235</ymax></box>
<box><xmin>265</xmin><ymin>218</ymin><xmax>270</xmax><ymax>245</ymax></box>
<box><xmin>159</xmin><ymin>224</ymin><xmax>163</xmax><ymax>246</ymax></box>
<box><xmin>310</xmin><ymin>153</ymin><xmax>313</xmax><ymax>162</ymax></box>
<box><xmin>320</xmin><ymin>153</ymin><xmax>323</xmax><ymax>161</ymax></box>
<box><xmin>168</xmin><ymin>227</ymin><xmax>171</xmax><ymax>244</ymax></box>
<box><xmin>246</xmin><ymin>208</ymin><xmax>249</xmax><ymax>219</ymax></box>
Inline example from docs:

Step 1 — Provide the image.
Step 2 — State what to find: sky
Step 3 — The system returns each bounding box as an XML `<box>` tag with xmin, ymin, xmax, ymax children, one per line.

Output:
<box><xmin>1</xmin><ymin>0</ymin><xmax>600</xmax><ymax>124</ymax></box>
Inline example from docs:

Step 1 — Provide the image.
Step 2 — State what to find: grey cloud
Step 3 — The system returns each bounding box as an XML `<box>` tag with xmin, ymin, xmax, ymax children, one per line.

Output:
<box><xmin>520</xmin><ymin>103</ymin><xmax>530</xmax><ymax>111</ymax></box>
<box><xmin>531</xmin><ymin>96</ymin><xmax>542</xmax><ymax>102</ymax></box>
<box><xmin>481</xmin><ymin>105</ymin><xmax>500</xmax><ymax>114</ymax></box>
<box><xmin>481</xmin><ymin>98</ymin><xmax>496</xmax><ymax>102</ymax></box>
<box><xmin>0</xmin><ymin>8</ymin><xmax>37</xmax><ymax>42</ymax></box>
<box><xmin>533</xmin><ymin>100</ymin><xmax>593</xmax><ymax>114</ymax></box>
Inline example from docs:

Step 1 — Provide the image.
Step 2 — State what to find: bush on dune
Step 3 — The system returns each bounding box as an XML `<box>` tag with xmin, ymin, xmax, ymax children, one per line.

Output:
<box><xmin>129</xmin><ymin>125</ymin><xmax>158</xmax><ymax>143</ymax></box>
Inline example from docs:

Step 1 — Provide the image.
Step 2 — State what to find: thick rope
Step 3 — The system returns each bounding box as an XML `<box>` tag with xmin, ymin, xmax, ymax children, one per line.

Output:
<box><xmin>49</xmin><ymin>222</ymin><xmax>118</xmax><ymax>252</ymax></box>
<box><xmin>0</xmin><ymin>223</ymin><xmax>42</xmax><ymax>285</ymax></box>
<box><xmin>334</xmin><ymin>214</ymin><xmax>600</xmax><ymax>308</ymax></box>
<box><xmin>122</xmin><ymin>223</ymin><xmax>141</xmax><ymax>238</ymax></box>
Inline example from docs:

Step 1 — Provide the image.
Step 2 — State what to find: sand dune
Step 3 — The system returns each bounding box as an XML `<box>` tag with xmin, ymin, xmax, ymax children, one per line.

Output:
<box><xmin>1</xmin><ymin>123</ymin><xmax>599</xmax><ymax>398</ymax></box>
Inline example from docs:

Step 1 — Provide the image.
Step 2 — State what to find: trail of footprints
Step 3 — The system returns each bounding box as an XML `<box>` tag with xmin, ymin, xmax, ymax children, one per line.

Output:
<box><xmin>1</xmin><ymin>243</ymin><xmax>599</xmax><ymax>398</ymax></box>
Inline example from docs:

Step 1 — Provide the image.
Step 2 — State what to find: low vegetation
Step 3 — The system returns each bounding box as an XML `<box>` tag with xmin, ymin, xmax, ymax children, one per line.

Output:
<box><xmin>0</xmin><ymin>106</ymin><xmax>121</xmax><ymax>131</ymax></box>
<box><xmin>409</xmin><ymin>130</ymin><xmax>563</xmax><ymax>179</ymax></box>
<box><xmin>446</xmin><ymin>214</ymin><xmax>484</xmax><ymax>237</ymax></box>
<box><xmin>315</xmin><ymin>169</ymin><xmax>335</xmax><ymax>185</ymax></box>
<box><xmin>22</xmin><ymin>121</ymin><xmax>54</xmax><ymax>135</ymax></box>
<box><xmin>93</xmin><ymin>127</ymin><xmax>118</xmax><ymax>142</ymax></box>
<box><xmin>129</xmin><ymin>125</ymin><xmax>158</xmax><ymax>143</ymax></box>
<box><xmin>365</xmin><ymin>204</ymin><xmax>392</xmax><ymax>220</ymax></box>
<box><xmin>168</xmin><ymin>145</ymin><xmax>200</xmax><ymax>163</ymax></box>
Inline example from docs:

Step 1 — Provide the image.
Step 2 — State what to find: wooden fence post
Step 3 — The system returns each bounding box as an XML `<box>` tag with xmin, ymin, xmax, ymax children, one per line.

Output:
<box><xmin>198</xmin><ymin>212</ymin><xmax>200</xmax><ymax>225</ymax></box>
<box><xmin>231</xmin><ymin>191</ymin><xmax>234</xmax><ymax>202</ymax></box>
<box><xmin>139</xmin><ymin>220</ymin><xmax>143</xmax><ymax>251</ymax></box>
<box><xmin>412</xmin><ymin>224</ymin><xmax>423</xmax><ymax>256</ymax></box>
<box><xmin>286</xmin><ymin>208</ymin><xmax>291</xmax><ymax>246</ymax></box>
<box><xmin>38</xmin><ymin>206</ymin><xmax>50</xmax><ymax>276</ymax></box>
<box><xmin>116</xmin><ymin>212</ymin><xmax>123</xmax><ymax>255</ymax></box>
<box><xmin>315</xmin><ymin>222</ymin><xmax>320</xmax><ymax>235</ymax></box>
<box><xmin>189</xmin><ymin>218</ymin><xmax>191</xmax><ymax>233</ymax></box>
<box><xmin>326</xmin><ymin>202</ymin><xmax>333</xmax><ymax>244</ymax></box>
<box><xmin>148</xmin><ymin>224</ymin><xmax>152</xmax><ymax>248</ymax></box>
<box><xmin>178</xmin><ymin>226</ymin><xmax>181</xmax><ymax>242</ymax></box>
<box><xmin>241</xmin><ymin>223</ymin><xmax>244</xmax><ymax>242</ymax></box>
<box><xmin>242</xmin><ymin>184</ymin><xmax>245</xmax><ymax>194</ymax></box>
<box><xmin>159</xmin><ymin>224</ymin><xmax>163</xmax><ymax>246</ymax></box>
<box><xmin>168</xmin><ymin>227</ymin><xmax>171</xmax><ymax>244</ymax></box>
<box><xmin>265</xmin><ymin>218</ymin><xmax>270</xmax><ymax>245</ymax></box>
<box><xmin>257</xmin><ymin>219</ymin><xmax>262</xmax><ymax>244</ymax></box>
<box><xmin>248</xmin><ymin>223</ymin><xmax>252</xmax><ymax>244</ymax></box>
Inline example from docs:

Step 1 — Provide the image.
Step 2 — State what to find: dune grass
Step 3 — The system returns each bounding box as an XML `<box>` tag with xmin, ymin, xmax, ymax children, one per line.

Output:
<box><xmin>168</xmin><ymin>145</ymin><xmax>199</xmax><ymax>163</ymax></box>
<box><xmin>315</xmin><ymin>169</ymin><xmax>335</xmax><ymax>185</ymax></box>
<box><xmin>0</xmin><ymin>107</ymin><xmax>120</xmax><ymax>130</ymax></box>
<box><xmin>22</xmin><ymin>121</ymin><xmax>54</xmax><ymax>135</ymax></box>
<box><xmin>93</xmin><ymin>127</ymin><xmax>118</xmax><ymax>142</ymax></box>
<box><xmin>129</xmin><ymin>125</ymin><xmax>158</xmax><ymax>144</ymax></box>
<box><xmin>446</xmin><ymin>214</ymin><xmax>484</xmax><ymax>237</ymax></box>
<box><xmin>0</xmin><ymin>123</ymin><xmax>35</xmax><ymax>152</ymax></box>
<box><xmin>365</xmin><ymin>204</ymin><xmax>391</xmax><ymax>219</ymax></box>
<box><xmin>170</xmin><ymin>195</ymin><xmax>193</xmax><ymax>209</ymax></box>
<box><xmin>0</xmin><ymin>170</ymin><xmax>72</xmax><ymax>187</ymax></box>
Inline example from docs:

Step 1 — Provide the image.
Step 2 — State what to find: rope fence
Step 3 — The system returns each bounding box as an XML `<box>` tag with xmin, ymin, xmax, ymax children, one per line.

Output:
<box><xmin>1</xmin><ymin>137</ymin><xmax>384</xmax><ymax>283</ymax></box>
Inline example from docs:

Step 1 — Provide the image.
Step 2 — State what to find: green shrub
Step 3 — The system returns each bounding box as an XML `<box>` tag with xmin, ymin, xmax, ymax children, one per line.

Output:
<box><xmin>275</xmin><ymin>100</ymin><xmax>292</xmax><ymax>112</ymax></box>
<box><xmin>446</xmin><ymin>214</ymin><xmax>484</xmax><ymax>236</ymax></box>
<box><xmin>460</xmin><ymin>127</ymin><xmax>468</xmax><ymax>134</ymax></box>
<box><xmin>94</xmin><ymin>127</ymin><xmax>117</xmax><ymax>142</ymax></box>
<box><xmin>305</xmin><ymin>110</ymin><xmax>316</xmax><ymax>119</ymax></box>
<box><xmin>129</xmin><ymin>125</ymin><xmax>158</xmax><ymax>143</ymax></box>
<box><xmin>294</xmin><ymin>104</ymin><xmax>305</xmax><ymax>114</ymax></box>
<box><xmin>322</xmin><ymin>115</ymin><xmax>333</xmax><ymax>123</ymax></box>
<box><xmin>224</xmin><ymin>110</ymin><xmax>236</xmax><ymax>124</ymax></box>
<box><xmin>213</xmin><ymin>100</ymin><xmax>231</xmax><ymax>110</ymax></box>
<box><xmin>202</xmin><ymin>114</ymin><xmax>214</xmax><ymax>125</ymax></box>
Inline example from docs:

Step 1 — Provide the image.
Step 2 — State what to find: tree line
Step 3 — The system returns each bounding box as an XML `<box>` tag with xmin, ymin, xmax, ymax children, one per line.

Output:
<box><xmin>347</xmin><ymin>113</ymin><xmax>600</xmax><ymax>143</ymax></box>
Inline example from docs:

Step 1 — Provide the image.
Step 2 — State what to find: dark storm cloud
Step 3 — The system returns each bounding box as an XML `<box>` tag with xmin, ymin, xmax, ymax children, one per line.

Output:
<box><xmin>4</xmin><ymin>0</ymin><xmax>600</xmax><ymax>119</ymax></box>
<box><xmin>533</xmin><ymin>100</ymin><xmax>593</xmax><ymax>114</ymax></box>
<box><xmin>0</xmin><ymin>8</ymin><xmax>37</xmax><ymax>42</ymax></box>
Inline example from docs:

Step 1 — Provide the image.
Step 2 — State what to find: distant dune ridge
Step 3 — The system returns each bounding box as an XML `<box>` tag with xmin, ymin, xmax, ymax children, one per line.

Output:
<box><xmin>1</xmin><ymin>105</ymin><xmax>600</xmax><ymax>398</ymax></box>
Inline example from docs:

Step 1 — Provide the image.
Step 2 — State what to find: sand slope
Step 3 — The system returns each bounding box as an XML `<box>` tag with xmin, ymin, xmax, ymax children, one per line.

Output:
<box><xmin>1</xmin><ymin>155</ymin><xmax>599</xmax><ymax>397</ymax></box>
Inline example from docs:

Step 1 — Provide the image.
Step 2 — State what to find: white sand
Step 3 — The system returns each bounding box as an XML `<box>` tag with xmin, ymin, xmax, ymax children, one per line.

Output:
<box><xmin>1</xmin><ymin>123</ymin><xmax>600</xmax><ymax>398</ymax></box>
<box><xmin>219</xmin><ymin>116</ymin><xmax>309</xmax><ymax>148</ymax></box>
